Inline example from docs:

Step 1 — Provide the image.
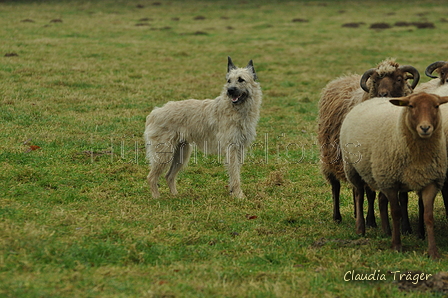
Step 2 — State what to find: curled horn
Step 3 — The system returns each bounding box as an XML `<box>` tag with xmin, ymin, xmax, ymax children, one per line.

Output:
<box><xmin>399</xmin><ymin>65</ymin><xmax>420</xmax><ymax>89</ymax></box>
<box><xmin>425</xmin><ymin>61</ymin><xmax>446</xmax><ymax>79</ymax></box>
<box><xmin>360</xmin><ymin>68</ymin><xmax>376</xmax><ymax>93</ymax></box>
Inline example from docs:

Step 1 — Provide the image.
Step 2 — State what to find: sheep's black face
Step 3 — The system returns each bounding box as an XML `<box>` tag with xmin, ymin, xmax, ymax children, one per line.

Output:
<box><xmin>372</xmin><ymin>72</ymin><xmax>408</xmax><ymax>98</ymax></box>
<box><xmin>438</xmin><ymin>65</ymin><xmax>448</xmax><ymax>84</ymax></box>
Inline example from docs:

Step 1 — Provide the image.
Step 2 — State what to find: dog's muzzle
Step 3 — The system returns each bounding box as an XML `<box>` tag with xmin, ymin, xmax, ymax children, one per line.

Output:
<box><xmin>227</xmin><ymin>87</ymin><xmax>248</xmax><ymax>104</ymax></box>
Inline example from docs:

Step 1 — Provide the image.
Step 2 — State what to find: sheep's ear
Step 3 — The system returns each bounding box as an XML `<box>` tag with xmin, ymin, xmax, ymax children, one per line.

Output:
<box><xmin>390</xmin><ymin>98</ymin><xmax>409</xmax><ymax>107</ymax></box>
<box><xmin>438</xmin><ymin>96</ymin><xmax>448</xmax><ymax>105</ymax></box>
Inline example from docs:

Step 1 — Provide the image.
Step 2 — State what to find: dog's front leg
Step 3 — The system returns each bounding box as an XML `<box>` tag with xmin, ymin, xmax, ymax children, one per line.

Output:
<box><xmin>226</xmin><ymin>143</ymin><xmax>245</xmax><ymax>198</ymax></box>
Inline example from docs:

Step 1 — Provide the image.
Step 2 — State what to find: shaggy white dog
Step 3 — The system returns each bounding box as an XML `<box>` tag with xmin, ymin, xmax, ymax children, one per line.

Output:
<box><xmin>144</xmin><ymin>57</ymin><xmax>262</xmax><ymax>198</ymax></box>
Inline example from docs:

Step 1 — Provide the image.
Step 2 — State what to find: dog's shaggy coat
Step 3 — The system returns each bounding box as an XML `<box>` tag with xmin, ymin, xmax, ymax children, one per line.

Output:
<box><xmin>144</xmin><ymin>57</ymin><xmax>262</xmax><ymax>198</ymax></box>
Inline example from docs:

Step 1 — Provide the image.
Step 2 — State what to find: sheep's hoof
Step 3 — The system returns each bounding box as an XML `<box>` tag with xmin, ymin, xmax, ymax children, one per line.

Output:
<box><xmin>428</xmin><ymin>248</ymin><xmax>440</xmax><ymax>260</ymax></box>
<box><xmin>355</xmin><ymin>222</ymin><xmax>365</xmax><ymax>235</ymax></box>
<box><xmin>333</xmin><ymin>214</ymin><xmax>342</xmax><ymax>223</ymax></box>
<box><xmin>366</xmin><ymin>219</ymin><xmax>377</xmax><ymax>228</ymax></box>
<box><xmin>392</xmin><ymin>244</ymin><xmax>402</xmax><ymax>252</ymax></box>
<box><xmin>401</xmin><ymin>222</ymin><xmax>413</xmax><ymax>235</ymax></box>
<box><xmin>355</xmin><ymin>228</ymin><xmax>365</xmax><ymax>236</ymax></box>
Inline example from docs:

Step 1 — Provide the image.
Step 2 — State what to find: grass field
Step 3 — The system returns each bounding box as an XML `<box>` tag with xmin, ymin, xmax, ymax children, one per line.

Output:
<box><xmin>2</xmin><ymin>0</ymin><xmax>448</xmax><ymax>297</ymax></box>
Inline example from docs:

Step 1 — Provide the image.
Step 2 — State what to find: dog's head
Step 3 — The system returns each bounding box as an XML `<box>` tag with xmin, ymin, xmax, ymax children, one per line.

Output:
<box><xmin>226</xmin><ymin>56</ymin><xmax>258</xmax><ymax>105</ymax></box>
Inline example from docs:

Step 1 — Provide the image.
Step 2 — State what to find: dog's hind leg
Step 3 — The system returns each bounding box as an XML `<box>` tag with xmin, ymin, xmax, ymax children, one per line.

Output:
<box><xmin>166</xmin><ymin>142</ymin><xmax>192</xmax><ymax>195</ymax></box>
<box><xmin>147</xmin><ymin>161</ymin><xmax>167</xmax><ymax>198</ymax></box>
<box><xmin>226</xmin><ymin>143</ymin><xmax>245</xmax><ymax>198</ymax></box>
<box><xmin>147</xmin><ymin>142</ymin><xmax>172</xmax><ymax>198</ymax></box>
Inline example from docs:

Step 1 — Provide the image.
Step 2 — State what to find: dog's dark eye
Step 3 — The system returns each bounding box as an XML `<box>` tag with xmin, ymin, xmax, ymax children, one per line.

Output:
<box><xmin>238</xmin><ymin>77</ymin><xmax>245</xmax><ymax>83</ymax></box>
<box><xmin>227</xmin><ymin>79</ymin><xmax>231</xmax><ymax>83</ymax></box>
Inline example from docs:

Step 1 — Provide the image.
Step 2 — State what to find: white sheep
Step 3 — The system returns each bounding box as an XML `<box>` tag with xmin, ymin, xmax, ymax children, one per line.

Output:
<box><xmin>318</xmin><ymin>58</ymin><xmax>420</xmax><ymax>229</ymax></box>
<box><xmin>340</xmin><ymin>92</ymin><xmax>448</xmax><ymax>259</ymax></box>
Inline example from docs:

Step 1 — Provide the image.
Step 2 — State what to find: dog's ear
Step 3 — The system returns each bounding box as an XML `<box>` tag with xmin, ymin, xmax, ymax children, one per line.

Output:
<box><xmin>227</xmin><ymin>56</ymin><xmax>237</xmax><ymax>73</ymax></box>
<box><xmin>246</xmin><ymin>60</ymin><xmax>258</xmax><ymax>81</ymax></box>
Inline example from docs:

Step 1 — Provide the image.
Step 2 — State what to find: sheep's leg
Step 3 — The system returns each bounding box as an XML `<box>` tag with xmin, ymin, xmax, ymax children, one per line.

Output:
<box><xmin>418</xmin><ymin>195</ymin><xmax>425</xmax><ymax>239</ymax></box>
<box><xmin>328</xmin><ymin>174</ymin><xmax>342</xmax><ymax>222</ymax></box>
<box><xmin>421</xmin><ymin>183</ymin><xmax>440</xmax><ymax>259</ymax></box>
<box><xmin>378</xmin><ymin>192</ymin><xmax>391</xmax><ymax>236</ymax></box>
<box><xmin>441</xmin><ymin>178</ymin><xmax>448</xmax><ymax>218</ymax></box>
<box><xmin>352</xmin><ymin>188</ymin><xmax>357</xmax><ymax>218</ymax></box>
<box><xmin>165</xmin><ymin>142</ymin><xmax>192</xmax><ymax>196</ymax></box>
<box><xmin>365</xmin><ymin>185</ymin><xmax>377</xmax><ymax>228</ymax></box>
<box><xmin>383</xmin><ymin>189</ymin><xmax>402</xmax><ymax>252</ymax></box>
<box><xmin>354</xmin><ymin>185</ymin><xmax>365</xmax><ymax>235</ymax></box>
<box><xmin>399</xmin><ymin>192</ymin><xmax>412</xmax><ymax>235</ymax></box>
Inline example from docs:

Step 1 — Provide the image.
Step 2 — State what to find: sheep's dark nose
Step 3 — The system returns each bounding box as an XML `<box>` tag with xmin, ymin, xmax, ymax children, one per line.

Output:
<box><xmin>378</xmin><ymin>92</ymin><xmax>389</xmax><ymax>97</ymax></box>
<box><xmin>420</xmin><ymin>125</ymin><xmax>431</xmax><ymax>133</ymax></box>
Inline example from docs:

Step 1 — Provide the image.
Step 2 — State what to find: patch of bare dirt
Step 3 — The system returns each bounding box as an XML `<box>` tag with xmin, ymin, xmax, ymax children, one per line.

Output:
<box><xmin>398</xmin><ymin>272</ymin><xmax>448</xmax><ymax>294</ymax></box>
<box><xmin>412</xmin><ymin>22</ymin><xmax>435</xmax><ymax>29</ymax></box>
<box><xmin>370</xmin><ymin>23</ymin><xmax>391</xmax><ymax>29</ymax></box>
<box><xmin>292</xmin><ymin>18</ymin><xmax>309</xmax><ymax>23</ymax></box>
<box><xmin>342</xmin><ymin>22</ymin><xmax>364</xmax><ymax>28</ymax></box>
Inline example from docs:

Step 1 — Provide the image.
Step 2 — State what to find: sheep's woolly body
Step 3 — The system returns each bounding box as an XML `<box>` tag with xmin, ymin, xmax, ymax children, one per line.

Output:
<box><xmin>433</xmin><ymin>84</ymin><xmax>448</xmax><ymax>97</ymax></box>
<box><xmin>340</xmin><ymin>98</ymin><xmax>447</xmax><ymax>192</ymax></box>
<box><xmin>414</xmin><ymin>78</ymin><xmax>443</xmax><ymax>94</ymax></box>
<box><xmin>318</xmin><ymin>58</ymin><xmax>411</xmax><ymax>183</ymax></box>
<box><xmin>341</xmin><ymin>94</ymin><xmax>447</xmax><ymax>259</ymax></box>
<box><xmin>318</xmin><ymin>58</ymin><xmax>419</xmax><ymax>226</ymax></box>
<box><xmin>318</xmin><ymin>74</ymin><xmax>363</xmax><ymax>182</ymax></box>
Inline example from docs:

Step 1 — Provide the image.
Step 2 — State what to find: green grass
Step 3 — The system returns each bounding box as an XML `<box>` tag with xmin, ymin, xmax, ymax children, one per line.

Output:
<box><xmin>2</xmin><ymin>0</ymin><xmax>448</xmax><ymax>297</ymax></box>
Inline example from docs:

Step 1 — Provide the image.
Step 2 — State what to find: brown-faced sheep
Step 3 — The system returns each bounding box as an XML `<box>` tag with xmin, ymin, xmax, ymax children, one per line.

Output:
<box><xmin>412</xmin><ymin>63</ymin><xmax>448</xmax><ymax>238</ymax></box>
<box><xmin>340</xmin><ymin>92</ymin><xmax>448</xmax><ymax>259</ymax></box>
<box><xmin>318</xmin><ymin>58</ymin><xmax>420</xmax><ymax>228</ymax></box>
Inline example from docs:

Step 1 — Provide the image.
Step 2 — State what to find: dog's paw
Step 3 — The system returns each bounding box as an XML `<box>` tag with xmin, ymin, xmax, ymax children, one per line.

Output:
<box><xmin>231</xmin><ymin>190</ymin><xmax>245</xmax><ymax>199</ymax></box>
